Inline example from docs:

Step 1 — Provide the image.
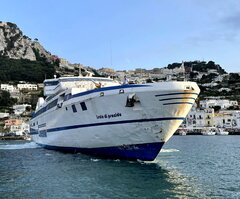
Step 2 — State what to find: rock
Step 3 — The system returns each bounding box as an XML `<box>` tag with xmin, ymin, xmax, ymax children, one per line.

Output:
<box><xmin>0</xmin><ymin>21</ymin><xmax>52</xmax><ymax>61</ymax></box>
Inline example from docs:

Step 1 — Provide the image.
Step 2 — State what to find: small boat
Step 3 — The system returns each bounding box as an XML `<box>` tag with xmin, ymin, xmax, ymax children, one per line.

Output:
<box><xmin>216</xmin><ymin>128</ymin><xmax>229</xmax><ymax>135</ymax></box>
<box><xmin>178</xmin><ymin>129</ymin><xmax>187</xmax><ymax>136</ymax></box>
<box><xmin>201</xmin><ymin>128</ymin><xmax>216</xmax><ymax>136</ymax></box>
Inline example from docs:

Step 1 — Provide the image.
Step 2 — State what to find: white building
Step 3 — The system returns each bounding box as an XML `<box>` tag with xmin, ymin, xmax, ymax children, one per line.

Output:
<box><xmin>201</xmin><ymin>83</ymin><xmax>218</xmax><ymax>88</ymax></box>
<box><xmin>200</xmin><ymin>99</ymin><xmax>238</xmax><ymax>109</ymax></box>
<box><xmin>1</xmin><ymin>84</ymin><xmax>15</xmax><ymax>92</ymax></box>
<box><xmin>183</xmin><ymin>106</ymin><xmax>240</xmax><ymax>129</ymax></box>
<box><xmin>17</xmin><ymin>83</ymin><xmax>38</xmax><ymax>90</ymax></box>
<box><xmin>214</xmin><ymin>111</ymin><xmax>240</xmax><ymax>128</ymax></box>
<box><xmin>4</xmin><ymin>119</ymin><xmax>29</xmax><ymax>135</ymax></box>
<box><xmin>182</xmin><ymin>105</ymin><xmax>215</xmax><ymax>128</ymax></box>
<box><xmin>214</xmin><ymin>113</ymin><xmax>233</xmax><ymax>128</ymax></box>
<box><xmin>218</xmin><ymin>88</ymin><xmax>231</xmax><ymax>92</ymax></box>
<box><xmin>0</xmin><ymin>112</ymin><xmax>9</xmax><ymax>119</ymax></box>
<box><xmin>12</xmin><ymin>104</ymin><xmax>31</xmax><ymax>115</ymax></box>
<box><xmin>233</xmin><ymin>112</ymin><xmax>240</xmax><ymax>128</ymax></box>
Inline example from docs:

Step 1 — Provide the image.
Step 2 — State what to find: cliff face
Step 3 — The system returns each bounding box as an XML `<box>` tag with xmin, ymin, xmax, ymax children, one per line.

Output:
<box><xmin>0</xmin><ymin>22</ymin><xmax>51</xmax><ymax>61</ymax></box>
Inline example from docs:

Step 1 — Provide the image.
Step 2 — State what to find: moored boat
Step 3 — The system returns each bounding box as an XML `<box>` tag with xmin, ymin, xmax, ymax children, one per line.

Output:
<box><xmin>216</xmin><ymin>128</ymin><xmax>229</xmax><ymax>135</ymax></box>
<box><xmin>178</xmin><ymin>129</ymin><xmax>187</xmax><ymax>136</ymax></box>
<box><xmin>201</xmin><ymin>127</ymin><xmax>216</xmax><ymax>136</ymax></box>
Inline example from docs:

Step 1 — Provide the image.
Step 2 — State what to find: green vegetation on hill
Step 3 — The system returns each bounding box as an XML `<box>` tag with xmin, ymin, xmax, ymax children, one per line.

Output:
<box><xmin>167</xmin><ymin>61</ymin><xmax>226</xmax><ymax>74</ymax></box>
<box><xmin>200</xmin><ymin>73</ymin><xmax>219</xmax><ymax>83</ymax></box>
<box><xmin>199</xmin><ymin>73</ymin><xmax>240</xmax><ymax>103</ymax></box>
<box><xmin>0</xmin><ymin>90</ymin><xmax>17</xmax><ymax>111</ymax></box>
<box><xmin>229</xmin><ymin>73</ymin><xmax>240</xmax><ymax>84</ymax></box>
<box><xmin>0</xmin><ymin>54</ymin><xmax>56</xmax><ymax>83</ymax></box>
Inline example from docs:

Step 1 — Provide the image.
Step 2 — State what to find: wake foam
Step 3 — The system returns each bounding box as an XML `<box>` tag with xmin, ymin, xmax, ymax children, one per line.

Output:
<box><xmin>160</xmin><ymin>149</ymin><xmax>180</xmax><ymax>153</ymax></box>
<box><xmin>0</xmin><ymin>142</ymin><xmax>40</xmax><ymax>150</ymax></box>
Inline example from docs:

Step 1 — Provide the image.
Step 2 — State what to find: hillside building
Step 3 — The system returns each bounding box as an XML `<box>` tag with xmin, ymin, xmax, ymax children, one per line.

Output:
<box><xmin>200</xmin><ymin>99</ymin><xmax>238</xmax><ymax>109</ymax></box>
<box><xmin>12</xmin><ymin>104</ymin><xmax>31</xmax><ymax>115</ymax></box>
<box><xmin>0</xmin><ymin>84</ymin><xmax>17</xmax><ymax>92</ymax></box>
<box><xmin>17</xmin><ymin>83</ymin><xmax>38</xmax><ymax>90</ymax></box>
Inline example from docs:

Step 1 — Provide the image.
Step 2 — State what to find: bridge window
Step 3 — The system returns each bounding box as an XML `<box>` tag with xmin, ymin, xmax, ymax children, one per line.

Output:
<box><xmin>80</xmin><ymin>102</ymin><xmax>87</xmax><ymax>111</ymax></box>
<box><xmin>44</xmin><ymin>81</ymin><xmax>59</xmax><ymax>86</ymax></box>
<box><xmin>72</xmin><ymin>104</ymin><xmax>77</xmax><ymax>113</ymax></box>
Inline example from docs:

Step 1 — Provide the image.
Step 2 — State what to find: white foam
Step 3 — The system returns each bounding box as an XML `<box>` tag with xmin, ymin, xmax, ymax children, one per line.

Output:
<box><xmin>143</xmin><ymin>158</ymin><xmax>163</xmax><ymax>165</ymax></box>
<box><xmin>160</xmin><ymin>149</ymin><xmax>180</xmax><ymax>153</ymax></box>
<box><xmin>0</xmin><ymin>142</ymin><xmax>40</xmax><ymax>150</ymax></box>
<box><xmin>90</xmin><ymin>158</ymin><xmax>100</xmax><ymax>162</ymax></box>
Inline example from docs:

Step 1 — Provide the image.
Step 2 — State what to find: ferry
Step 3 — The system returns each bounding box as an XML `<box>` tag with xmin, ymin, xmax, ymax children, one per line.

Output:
<box><xmin>30</xmin><ymin>73</ymin><xmax>200</xmax><ymax>161</ymax></box>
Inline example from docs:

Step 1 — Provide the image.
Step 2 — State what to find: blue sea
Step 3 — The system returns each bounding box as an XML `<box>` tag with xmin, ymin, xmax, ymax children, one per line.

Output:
<box><xmin>0</xmin><ymin>136</ymin><xmax>239</xmax><ymax>199</ymax></box>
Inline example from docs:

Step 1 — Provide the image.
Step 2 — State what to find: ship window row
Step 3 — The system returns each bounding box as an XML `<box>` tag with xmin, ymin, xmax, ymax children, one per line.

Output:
<box><xmin>47</xmin><ymin>99</ymin><xmax>58</xmax><ymax>110</ymax></box>
<box><xmin>70</xmin><ymin>102</ymin><xmax>88</xmax><ymax>113</ymax></box>
<box><xmin>34</xmin><ymin>106</ymin><xmax>47</xmax><ymax>117</ymax></box>
<box><xmin>31</xmin><ymin>121</ymin><xmax>38</xmax><ymax>127</ymax></box>
<box><xmin>44</xmin><ymin>79</ymin><xmax>113</xmax><ymax>88</ymax></box>
<box><xmin>33</xmin><ymin>98</ymin><xmax>88</xmax><ymax>118</ymax></box>
<box><xmin>44</xmin><ymin>81</ymin><xmax>59</xmax><ymax>86</ymax></box>
<box><xmin>64</xmin><ymin>94</ymin><xmax>72</xmax><ymax>101</ymax></box>
<box><xmin>33</xmin><ymin>99</ymin><xmax>58</xmax><ymax>118</ymax></box>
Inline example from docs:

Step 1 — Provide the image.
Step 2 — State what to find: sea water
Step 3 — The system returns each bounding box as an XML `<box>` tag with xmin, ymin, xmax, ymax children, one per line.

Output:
<box><xmin>0</xmin><ymin>136</ymin><xmax>239</xmax><ymax>199</ymax></box>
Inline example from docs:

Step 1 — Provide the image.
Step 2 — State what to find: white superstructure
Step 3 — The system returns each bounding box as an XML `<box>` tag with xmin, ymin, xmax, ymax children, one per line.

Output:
<box><xmin>30</xmin><ymin>76</ymin><xmax>200</xmax><ymax>161</ymax></box>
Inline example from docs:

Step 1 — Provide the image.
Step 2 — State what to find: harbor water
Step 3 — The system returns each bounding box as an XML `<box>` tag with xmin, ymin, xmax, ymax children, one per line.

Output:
<box><xmin>0</xmin><ymin>136</ymin><xmax>239</xmax><ymax>199</ymax></box>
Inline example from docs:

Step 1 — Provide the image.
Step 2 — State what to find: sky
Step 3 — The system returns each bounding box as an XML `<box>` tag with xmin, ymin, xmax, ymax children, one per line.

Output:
<box><xmin>1</xmin><ymin>0</ymin><xmax>240</xmax><ymax>72</ymax></box>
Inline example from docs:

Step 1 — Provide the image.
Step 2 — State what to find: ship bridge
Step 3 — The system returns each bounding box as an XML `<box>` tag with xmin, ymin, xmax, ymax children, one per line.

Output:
<box><xmin>43</xmin><ymin>76</ymin><xmax>120</xmax><ymax>97</ymax></box>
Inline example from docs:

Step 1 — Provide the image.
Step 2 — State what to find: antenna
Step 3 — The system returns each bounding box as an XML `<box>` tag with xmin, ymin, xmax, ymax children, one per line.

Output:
<box><xmin>110</xmin><ymin>41</ymin><xmax>112</xmax><ymax>67</ymax></box>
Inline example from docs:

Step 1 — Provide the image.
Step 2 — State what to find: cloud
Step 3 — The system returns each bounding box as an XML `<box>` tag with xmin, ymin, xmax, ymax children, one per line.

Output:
<box><xmin>187</xmin><ymin>30</ymin><xmax>239</xmax><ymax>46</ymax></box>
<box><xmin>221</xmin><ymin>12</ymin><xmax>240</xmax><ymax>30</ymax></box>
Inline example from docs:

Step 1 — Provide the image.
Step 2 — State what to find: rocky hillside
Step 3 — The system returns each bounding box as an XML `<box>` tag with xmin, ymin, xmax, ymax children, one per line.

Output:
<box><xmin>167</xmin><ymin>61</ymin><xmax>226</xmax><ymax>74</ymax></box>
<box><xmin>0</xmin><ymin>21</ymin><xmax>52</xmax><ymax>61</ymax></box>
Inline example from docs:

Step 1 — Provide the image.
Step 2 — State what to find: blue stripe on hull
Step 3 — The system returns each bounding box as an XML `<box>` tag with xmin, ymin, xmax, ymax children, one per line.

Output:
<box><xmin>38</xmin><ymin>142</ymin><xmax>165</xmax><ymax>161</ymax></box>
<box><xmin>155</xmin><ymin>92</ymin><xmax>199</xmax><ymax>97</ymax></box>
<box><xmin>47</xmin><ymin>117</ymin><xmax>185</xmax><ymax>133</ymax></box>
<box><xmin>30</xmin><ymin>117</ymin><xmax>184</xmax><ymax>135</ymax></box>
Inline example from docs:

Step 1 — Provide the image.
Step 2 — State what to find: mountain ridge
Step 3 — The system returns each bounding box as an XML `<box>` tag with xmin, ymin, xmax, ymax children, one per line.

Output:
<box><xmin>0</xmin><ymin>21</ymin><xmax>52</xmax><ymax>61</ymax></box>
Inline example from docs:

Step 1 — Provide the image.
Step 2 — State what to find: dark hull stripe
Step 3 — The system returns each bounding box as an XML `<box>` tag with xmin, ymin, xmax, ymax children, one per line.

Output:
<box><xmin>155</xmin><ymin>92</ymin><xmax>199</xmax><ymax>97</ymax></box>
<box><xmin>159</xmin><ymin>97</ymin><xmax>196</xmax><ymax>101</ymax></box>
<box><xmin>163</xmin><ymin>102</ymin><xmax>193</xmax><ymax>105</ymax></box>
<box><xmin>47</xmin><ymin>117</ymin><xmax>185</xmax><ymax>133</ymax></box>
<box><xmin>30</xmin><ymin>117</ymin><xmax>185</xmax><ymax>135</ymax></box>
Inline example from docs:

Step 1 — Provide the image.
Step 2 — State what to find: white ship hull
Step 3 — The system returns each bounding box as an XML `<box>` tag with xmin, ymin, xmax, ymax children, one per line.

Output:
<box><xmin>30</xmin><ymin>81</ymin><xmax>199</xmax><ymax>161</ymax></box>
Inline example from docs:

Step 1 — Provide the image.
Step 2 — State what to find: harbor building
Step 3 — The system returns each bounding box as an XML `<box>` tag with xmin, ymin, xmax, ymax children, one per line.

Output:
<box><xmin>182</xmin><ymin>104</ymin><xmax>240</xmax><ymax>130</ymax></box>
<box><xmin>4</xmin><ymin>119</ymin><xmax>29</xmax><ymax>135</ymax></box>
<box><xmin>182</xmin><ymin>107</ymin><xmax>214</xmax><ymax>128</ymax></box>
